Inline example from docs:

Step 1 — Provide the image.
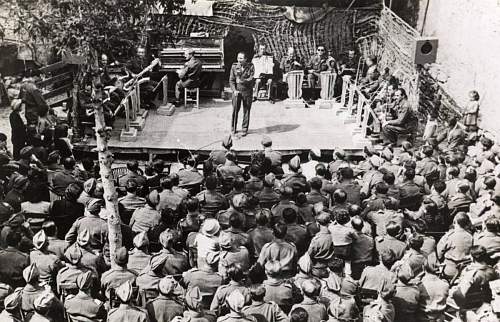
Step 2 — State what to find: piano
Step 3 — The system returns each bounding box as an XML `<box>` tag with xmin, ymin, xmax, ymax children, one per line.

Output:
<box><xmin>158</xmin><ymin>37</ymin><xmax>224</xmax><ymax>72</ymax></box>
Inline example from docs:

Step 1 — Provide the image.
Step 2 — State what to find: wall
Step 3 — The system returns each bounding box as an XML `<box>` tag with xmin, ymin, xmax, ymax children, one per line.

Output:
<box><xmin>416</xmin><ymin>0</ymin><xmax>500</xmax><ymax>137</ymax></box>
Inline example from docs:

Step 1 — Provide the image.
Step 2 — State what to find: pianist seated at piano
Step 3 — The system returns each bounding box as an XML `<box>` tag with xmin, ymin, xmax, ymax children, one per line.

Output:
<box><xmin>126</xmin><ymin>46</ymin><xmax>160</xmax><ymax>109</ymax></box>
<box><xmin>280</xmin><ymin>46</ymin><xmax>303</xmax><ymax>80</ymax></box>
<box><xmin>252</xmin><ymin>44</ymin><xmax>275</xmax><ymax>101</ymax></box>
<box><xmin>174</xmin><ymin>49</ymin><xmax>203</xmax><ymax>107</ymax></box>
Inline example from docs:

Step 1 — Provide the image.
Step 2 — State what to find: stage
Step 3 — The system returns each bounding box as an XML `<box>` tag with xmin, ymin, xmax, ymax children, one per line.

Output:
<box><xmin>73</xmin><ymin>98</ymin><xmax>369</xmax><ymax>160</ymax></box>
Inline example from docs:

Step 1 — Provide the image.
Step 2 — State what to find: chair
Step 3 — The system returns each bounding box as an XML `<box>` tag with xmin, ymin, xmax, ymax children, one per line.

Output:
<box><xmin>286</xmin><ymin>71</ymin><xmax>304</xmax><ymax>100</ymax></box>
<box><xmin>184</xmin><ymin>87</ymin><xmax>199</xmax><ymax>109</ymax></box>
<box><xmin>139</xmin><ymin>289</ymin><xmax>159</xmax><ymax>308</ymax></box>
<box><xmin>58</xmin><ymin>283</ymin><xmax>78</xmax><ymax>303</ymax></box>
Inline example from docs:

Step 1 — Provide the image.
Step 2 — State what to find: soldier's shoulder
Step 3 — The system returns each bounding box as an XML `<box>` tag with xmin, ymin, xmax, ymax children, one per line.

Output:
<box><xmin>375</xmin><ymin>236</ymin><xmax>384</xmax><ymax>243</ymax></box>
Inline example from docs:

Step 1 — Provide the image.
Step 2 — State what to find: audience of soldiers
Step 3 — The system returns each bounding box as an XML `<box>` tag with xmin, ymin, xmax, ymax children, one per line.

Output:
<box><xmin>1</xmin><ymin>98</ymin><xmax>500</xmax><ymax>322</ymax></box>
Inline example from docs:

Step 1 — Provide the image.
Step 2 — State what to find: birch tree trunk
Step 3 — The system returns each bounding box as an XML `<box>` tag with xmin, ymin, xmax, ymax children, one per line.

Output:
<box><xmin>93</xmin><ymin>81</ymin><xmax>122</xmax><ymax>267</ymax></box>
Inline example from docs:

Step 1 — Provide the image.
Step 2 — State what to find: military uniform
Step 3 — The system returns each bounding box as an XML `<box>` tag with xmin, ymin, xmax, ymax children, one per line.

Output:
<box><xmin>307</xmin><ymin>54</ymin><xmax>333</xmax><ymax>88</ymax></box>
<box><xmin>307</xmin><ymin>227</ymin><xmax>335</xmax><ymax>278</ymax></box>
<box><xmin>65</xmin><ymin>292</ymin><xmax>106</xmax><ymax>321</ymax></box>
<box><xmin>46</xmin><ymin>237</ymin><xmax>68</xmax><ymax>261</ymax></box>
<box><xmin>264</xmin><ymin>148</ymin><xmax>284</xmax><ymax>177</ymax></box>
<box><xmin>474</xmin><ymin>231</ymin><xmax>500</xmax><ymax>255</ymax></box>
<box><xmin>197</xmin><ymin>189</ymin><xmax>229</xmax><ymax>217</ymax></box>
<box><xmin>0</xmin><ymin>311</ymin><xmax>22</xmax><ymax>322</ymax></box>
<box><xmin>217</xmin><ymin>163</ymin><xmax>244</xmax><ymax>194</ymax></box>
<box><xmin>229</xmin><ymin>61</ymin><xmax>255</xmax><ymax>134</ymax></box>
<box><xmin>107</xmin><ymin>304</ymin><xmax>149</xmax><ymax>322</ymax></box>
<box><xmin>271</xmin><ymin>200</ymin><xmax>299</xmax><ymax>221</ymax></box>
<box><xmin>219</xmin><ymin>247</ymin><xmax>250</xmax><ymax>278</ymax></box>
<box><xmin>285</xmin><ymin>223</ymin><xmax>310</xmax><ymax>256</ymax></box>
<box><xmin>258</xmin><ymin>239</ymin><xmax>297</xmax><ymax>278</ymax></box>
<box><xmin>65</xmin><ymin>214</ymin><xmax>108</xmax><ymax>250</ymax></box>
<box><xmin>136</xmin><ymin>270</ymin><xmax>162</xmax><ymax>294</ymax></box>
<box><xmin>158</xmin><ymin>188</ymin><xmax>184</xmax><ymax>213</ymax></box>
<box><xmin>128</xmin><ymin>249</ymin><xmax>151</xmax><ymax>275</ymax></box>
<box><xmin>242</xmin><ymin>300</ymin><xmax>288</xmax><ymax>322</ymax></box>
<box><xmin>20</xmin><ymin>284</ymin><xmax>45</xmax><ymax>318</ymax></box>
<box><xmin>255</xmin><ymin>187</ymin><xmax>280</xmax><ymax>209</ymax></box>
<box><xmin>359</xmin><ymin>264</ymin><xmax>397</xmax><ymax>293</ymax></box>
<box><xmin>366</xmin><ymin>209</ymin><xmax>404</xmax><ymax>237</ymax></box>
<box><xmin>0</xmin><ymin>246</ymin><xmax>29</xmax><ymax>288</ymax></box>
<box><xmin>118</xmin><ymin>171</ymin><xmax>147</xmax><ymax>189</ymax></box>
<box><xmin>29</xmin><ymin>249</ymin><xmax>64</xmax><ymax>286</ymax></box>
<box><xmin>375</xmin><ymin>235</ymin><xmax>407</xmax><ymax>261</ymax></box>
<box><xmin>351</xmin><ymin>231</ymin><xmax>375</xmax><ymax>279</ymax></box>
<box><xmin>393</xmin><ymin>280</ymin><xmax>421</xmax><ymax>322</ymax></box>
<box><xmin>56</xmin><ymin>265</ymin><xmax>92</xmax><ymax>293</ymax></box>
<box><xmin>248</xmin><ymin>226</ymin><xmax>274</xmax><ymax>258</ymax></box>
<box><xmin>306</xmin><ymin>190</ymin><xmax>329</xmax><ymax>208</ymax></box>
<box><xmin>382</xmin><ymin>99</ymin><xmax>418</xmax><ymax>144</ymax></box>
<box><xmin>217</xmin><ymin>208</ymin><xmax>246</xmax><ymax>230</ymax></box>
<box><xmin>100</xmin><ymin>267</ymin><xmax>137</xmax><ymax>299</ymax></box>
<box><xmin>417</xmin><ymin>273</ymin><xmax>449</xmax><ymax>322</ymax></box>
<box><xmin>282</xmin><ymin>173</ymin><xmax>309</xmax><ymax>197</ymax></box>
<box><xmin>245</xmin><ymin>177</ymin><xmax>264</xmax><ymax>196</ymax></box>
<box><xmin>263</xmin><ymin>278</ymin><xmax>296</xmax><ymax>314</ymax></box>
<box><xmin>436</xmin><ymin>228</ymin><xmax>473</xmax><ymax>280</ymax></box>
<box><xmin>452</xmin><ymin>262</ymin><xmax>498</xmax><ymax>309</ymax></box>
<box><xmin>290</xmin><ymin>298</ymin><xmax>328</xmax><ymax>322</ymax></box>
<box><xmin>218</xmin><ymin>312</ymin><xmax>257</xmax><ymax>322</ymax></box>
<box><xmin>182</xmin><ymin>268</ymin><xmax>223</xmax><ymax>301</ymax></box>
<box><xmin>146</xmin><ymin>295</ymin><xmax>184</xmax><ymax>322</ymax></box>
<box><xmin>152</xmin><ymin>249</ymin><xmax>189</xmax><ymax>276</ymax></box>
<box><xmin>224</xmin><ymin>227</ymin><xmax>254</xmax><ymax>255</ymax></box>
<box><xmin>210</xmin><ymin>281</ymin><xmax>251</xmax><ymax>313</ymax></box>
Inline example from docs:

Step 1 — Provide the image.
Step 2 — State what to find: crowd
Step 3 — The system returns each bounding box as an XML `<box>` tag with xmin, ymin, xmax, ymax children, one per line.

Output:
<box><xmin>1</xmin><ymin>76</ymin><xmax>500</xmax><ymax>322</ymax></box>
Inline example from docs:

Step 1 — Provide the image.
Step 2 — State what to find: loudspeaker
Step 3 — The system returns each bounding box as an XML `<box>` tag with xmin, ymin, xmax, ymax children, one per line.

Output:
<box><xmin>413</xmin><ymin>37</ymin><xmax>438</xmax><ymax>65</ymax></box>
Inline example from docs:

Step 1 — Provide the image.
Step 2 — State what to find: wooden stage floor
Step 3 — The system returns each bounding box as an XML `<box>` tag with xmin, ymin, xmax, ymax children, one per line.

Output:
<box><xmin>74</xmin><ymin>99</ymin><xmax>365</xmax><ymax>157</ymax></box>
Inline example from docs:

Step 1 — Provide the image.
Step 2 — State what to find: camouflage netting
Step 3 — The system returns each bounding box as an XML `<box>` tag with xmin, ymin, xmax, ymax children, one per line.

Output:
<box><xmin>152</xmin><ymin>0</ymin><xmax>380</xmax><ymax>61</ymax></box>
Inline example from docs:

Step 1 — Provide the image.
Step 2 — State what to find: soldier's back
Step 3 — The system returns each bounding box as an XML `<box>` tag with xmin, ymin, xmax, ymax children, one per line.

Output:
<box><xmin>108</xmin><ymin>304</ymin><xmax>148</xmax><ymax>322</ymax></box>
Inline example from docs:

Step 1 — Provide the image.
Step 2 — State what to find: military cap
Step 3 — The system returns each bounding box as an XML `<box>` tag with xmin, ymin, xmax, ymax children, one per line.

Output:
<box><xmin>83</xmin><ymin>178</ymin><xmax>97</xmax><ymax>194</ymax></box>
<box><xmin>226</xmin><ymin>289</ymin><xmax>245</xmax><ymax>312</ymax></box>
<box><xmin>380</xmin><ymin>148</ymin><xmax>393</xmax><ymax>161</ymax></box>
<box><xmin>76</xmin><ymin>271</ymin><xmax>94</xmax><ymax>290</ymax></box>
<box><xmin>480</xmin><ymin>136</ymin><xmax>494</xmax><ymax>148</ymax></box>
<box><xmin>33</xmin><ymin>230</ymin><xmax>48</xmax><ymax>250</ymax></box>
<box><xmin>222</xmin><ymin>134</ymin><xmax>233</xmax><ymax>150</ymax></box>
<box><xmin>369</xmin><ymin>155</ymin><xmax>383</xmax><ymax>168</ymax></box>
<box><xmin>4</xmin><ymin>288</ymin><xmax>21</xmax><ymax>311</ymax></box>
<box><xmin>77</xmin><ymin>229</ymin><xmax>90</xmax><ymax>247</ymax></box>
<box><xmin>65</xmin><ymin>245</ymin><xmax>82</xmax><ymax>265</ymax></box>
<box><xmin>264</xmin><ymin>173</ymin><xmax>276</xmax><ymax>186</ymax></box>
<box><xmin>158</xmin><ymin>276</ymin><xmax>177</xmax><ymax>295</ymax></box>
<box><xmin>289</xmin><ymin>155</ymin><xmax>301</xmax><ymax>172</ymax></box>
<box><xmin>6</xmin><ymin>212</ymin><xmax>25</xmax><ymax>227</ymax></box>
<box><xmin>34</xmin><ymin>291</ymin><xmax>55</xmax><ymax>311</ymax></box>
<box><xmin>201</xmin><ymin>218</ymin><xmax>220</xmax><ymax>237</ymax></box>
<box><xmin>19</xmin><ymin>146</ymin><xmax>34</xmax><ymax>159</ymax></box>
<box><xmin>114</xmin><ymin>247</ymin><xmax>129</xmax><ymax>266</ymax></box>
<box><xmin>159</xmin><ymin>228</ymin><xmax>177</xmax><ymax>248</ymax></box>
<box><xmin>232</xmin><ymin>193</ymin><xmax>248</xmax><ymax>209</ymax></box>
<box><xmin>0</xmin><ymin>202</ymin><xmax>14</xmax><ymax>220</ymax></box>
<box><xmin>340</xmin><ymin>276</ymin><xmax>358</xmax><ymax>296</ymax></box>
<box><xmin>185</xmin><ymin>286</ymin><xmax>202</xmax><ymax>310</ymax></box>
<box><xmin>301</xmin><ymin>280</ymin><xmax>319</xmax><ymax>296</ymax></box>
<box><xmin>261</xmin><ymin>136</ymin><xmax>272</xmax><ymax>147</ymax></box>
<box><xmin>133</xmin><ymin>232</ymin><xmax>149</xmax><ymax>249</ymax></box>
<box><xmin>298</xmin><ymin>254</ymin><xmax>312</xmax><ymax>274</ymax></box>
<box><xmin>126</xmin><ymin>178</ymin><xmax>138</xmax><ymax>190</ymax></box>
<box><xmin>115</xmin><ymin>280</ymin><xmax>133</xmax><ymax>302</ymax></box>
<box><xmin>12</xmin><ymin>175</ymin><xmax>28</xmax><ymax>190</ymax></box>
<box><xmin>206</xmin><ymin>251</ymin><xmax>220</xmax><ymax>265</ymax></box>
<box><xmin>86</xmin><ymin>198</ymin><xmax>104</xmax><ymax>215</ymax></box>
<box><xmin>150</xmin><ymin>255</ymin><xmax>167</xmax><ymax>271</ymax></box>
<box><xmin>23</xmin><ymin>263</ymin><xmax>39</xmax><ymax>283</ymax></box>
<box><xmin>334</xmin><ymin>148</ymin><xmax>346</xmax><ymax>160</ymax></box>
<box><xmin>310</xmin><ymin>148</ymin><xmax>321</xmax><ymax>159</ymax></box>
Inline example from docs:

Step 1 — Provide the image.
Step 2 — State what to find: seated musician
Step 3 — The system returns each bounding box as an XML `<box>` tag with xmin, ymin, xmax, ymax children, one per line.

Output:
<box><xmin>174</xmin><ymin>49</ymin><xmax>203</xmax><ymax>107</ymax></box>
<box><xmin>374</xmin><ymin>81</ymin><xmax>398</xmax><ymax>121</ymax></box>
<box><xmin>280</xmin><ymin>46</ymin><xmax>303</xmax><ymax>80</ymax></box>
<box><xmin>306</xmin><ymin>45</ymin><xmax>335</xmax><ymax>89</ymax></box>
<box><xmin>381</xmin><ymin>88</ymin><xmax>418</xmax><ymax>145</ymax></box>
<box><xmin>126</xmin><ymin>46</ymin><xmax>160</xmax><ymax>109</ymax></box>
<box><xmin>359</xmin><ymin>55</ymin><xmax>378</xmax><ymax>86</ymax></box>
<box><xmin>252</xmin><ymin>44</ymin><xmax>275</xmax><ymax>101</ymax></box>
<box><xmin>338</xmin><ymin>50</ymin><xmax>358</xmax><ymax>78</ymax></box>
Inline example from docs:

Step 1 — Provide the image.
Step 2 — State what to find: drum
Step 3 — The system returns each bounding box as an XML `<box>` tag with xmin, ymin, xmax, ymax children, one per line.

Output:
<box><xmin>319</xmin><ymin>71</ymin><xmax>337</xmax><ymax>100</ymax></box>
<box><xmin>286</xmin><ymin>70</ymin><xmax>304</xmax><ymax>100</ymax></box>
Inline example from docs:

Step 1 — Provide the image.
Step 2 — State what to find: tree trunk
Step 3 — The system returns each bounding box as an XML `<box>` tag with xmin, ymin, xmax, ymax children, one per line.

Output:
<box><xmin>71</xmin><ymin>81</ymin><xmax>81</xmax><ymax>142</ymax></box>
<box><xmin>93</xmin><ymin>76</ymin><xmax>122</xmax><ymax>267</ymax></box>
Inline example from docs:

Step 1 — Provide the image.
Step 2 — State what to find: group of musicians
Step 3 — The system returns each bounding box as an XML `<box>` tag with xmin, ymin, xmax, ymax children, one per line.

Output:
<box><xmin>99</xmin><ymin>44</ymin><xmax>417</xmax><ymax>144</ymax></box>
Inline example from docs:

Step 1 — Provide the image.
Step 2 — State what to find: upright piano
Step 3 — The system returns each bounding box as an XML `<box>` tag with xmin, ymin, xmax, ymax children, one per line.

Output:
<box><xmin>158</xmin><ymin>37</ymin><xmax>225</xmax><ymax>96</ymax></box>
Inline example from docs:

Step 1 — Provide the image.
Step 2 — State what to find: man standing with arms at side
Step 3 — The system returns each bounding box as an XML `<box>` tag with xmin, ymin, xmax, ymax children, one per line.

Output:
<box><xmin>230</xmin><ymin>52</ymin><xmax>255</xmax><ymax>137</ymax></box>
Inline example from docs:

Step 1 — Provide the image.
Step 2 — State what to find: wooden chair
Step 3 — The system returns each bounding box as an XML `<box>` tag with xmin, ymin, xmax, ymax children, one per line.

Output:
<box><xmin>286</xmin><ymin>71</ymin><xmax>304</xmax><ymax>100</ymax></box>
<box><xmin>184</xmin><ymin>88</ymin><xmax>200</xmax><ymax>109</ymax></box>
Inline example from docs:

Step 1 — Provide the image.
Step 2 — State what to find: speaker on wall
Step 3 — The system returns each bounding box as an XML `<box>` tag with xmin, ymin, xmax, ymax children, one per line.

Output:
<box><xmin>413</xmin><ymin>37</ymin><xmax>438</xmax><ymax>65</ymax></box>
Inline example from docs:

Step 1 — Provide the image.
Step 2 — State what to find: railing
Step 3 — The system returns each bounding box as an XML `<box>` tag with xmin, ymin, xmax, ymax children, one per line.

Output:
<box><xmin>340</xmin><ymin>77</ymin><xmax>381</xmax><ymax>139</ymax></box>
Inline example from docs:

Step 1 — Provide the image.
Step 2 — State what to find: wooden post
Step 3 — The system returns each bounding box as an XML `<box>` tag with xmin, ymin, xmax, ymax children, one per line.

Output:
<box><xmin>71</xmin><ymin>81</ymin><xmax>81</xmax><ymax>141</ymax></box>
<box><xmin>91</xmin><ymin>57</ymin><xmax>122</xmax><ymax>266</ymax></box>
<box><xmin>340</xmin><ymin>78</ymin><xmax>347</xmax><ymax>107</ymax></box>
<box><xmin>124</xmin><ymin>98</ymin><xmax>130</xmax><ymax>132</ymax></box>
<box><xmin>162</xmin><ymin>76</ymin><xmax>168</xmax><ymax>105</ymax></box>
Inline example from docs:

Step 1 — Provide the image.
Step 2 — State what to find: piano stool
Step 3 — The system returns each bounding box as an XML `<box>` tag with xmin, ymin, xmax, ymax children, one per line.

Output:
<box><xmin>184</xmin><ymin>87</ymin><xmax>200</xmax><ymax>109</ymax></box>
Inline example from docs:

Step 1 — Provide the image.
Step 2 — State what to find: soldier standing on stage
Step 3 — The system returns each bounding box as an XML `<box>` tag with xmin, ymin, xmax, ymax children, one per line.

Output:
<box><xmin>230</xmin><ymin>52</ymin><xmax>255</xmax><ymax>137</ymax></box>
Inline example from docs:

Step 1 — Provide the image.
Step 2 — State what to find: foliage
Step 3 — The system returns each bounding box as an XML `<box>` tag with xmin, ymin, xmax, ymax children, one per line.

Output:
<box><xmin>1</xmin><ymin>0</ymin><xmax>185</xmax><ymax>63</ymax></box>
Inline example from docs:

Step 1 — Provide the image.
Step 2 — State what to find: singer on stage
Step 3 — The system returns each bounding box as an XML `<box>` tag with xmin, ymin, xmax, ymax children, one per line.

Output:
<box><xmin>229</xmin><ymin>52</ymin><xmax>255</xmax><ymax>137</ymax></box>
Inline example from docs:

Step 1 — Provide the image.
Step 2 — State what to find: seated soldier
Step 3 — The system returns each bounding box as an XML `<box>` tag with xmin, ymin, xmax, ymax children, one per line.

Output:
<box><xmin>252</xmin><ymin>44</ymin><xmax>276</xmax><ymax>101</ymax></box>
<box><xmin>174</xmin><ymin>49</ymin><xmax>202</xmax><ymax>107</ymax></box>
<box><xmin>381</xmin><ymin>88</ymin><xmax>418</xmax><ymax>145</ymax></box>
<box><xmin>280</xmin><ymin>46</ymin><xmax>303</xmax><ymax>81</ymax></box>
<box><xmin>306</xmin><ymin>45</ymin><xmax>334</xmax><ymax>90</ymax></box>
